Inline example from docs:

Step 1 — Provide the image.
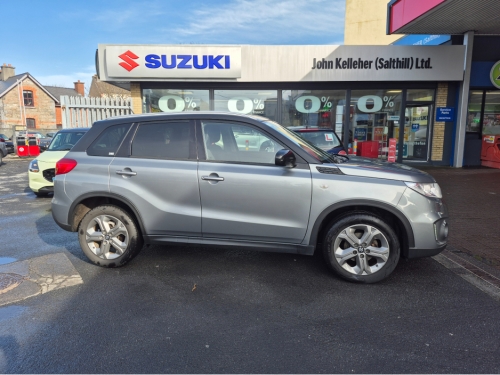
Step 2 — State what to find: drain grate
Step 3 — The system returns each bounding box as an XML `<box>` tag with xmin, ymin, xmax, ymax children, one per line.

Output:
<box><xmin>0</xmin><ymin>273</ymin><xmax>25</xmax><ymax>295</ymax></box>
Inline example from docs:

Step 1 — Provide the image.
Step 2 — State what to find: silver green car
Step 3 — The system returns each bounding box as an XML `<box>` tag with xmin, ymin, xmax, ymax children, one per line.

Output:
<box><xmin>51</xmin><ymin>112</ymin><xmax>448</xmax><ymax>283</ymax></box>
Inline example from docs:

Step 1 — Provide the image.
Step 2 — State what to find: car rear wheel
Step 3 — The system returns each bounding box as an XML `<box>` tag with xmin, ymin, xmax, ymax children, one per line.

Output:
<box><xmin>322</xmin><ymin>213</ymin><xmax>400</xmax><ymax>283</ymax></box>
<box><xmin>78</xmin><ymin>205</ymin><xmax>143</xmax><ymax>267</ymax></box>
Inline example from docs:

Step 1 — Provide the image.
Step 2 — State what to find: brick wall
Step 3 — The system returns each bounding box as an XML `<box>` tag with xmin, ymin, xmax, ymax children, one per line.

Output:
<box><xmin>431</xmin><ymin>83</ymin><xmax>448</xmax><ymax>161</ymax></box>
<box><xmin>130</xmin><ymin>83</ymin><xmax>142</xmax><ymax>114</ymax></box>
<box><xmin>0</xmin><ymin>77</ymin><xmax>57</xmax><ymax>130</ymax></box>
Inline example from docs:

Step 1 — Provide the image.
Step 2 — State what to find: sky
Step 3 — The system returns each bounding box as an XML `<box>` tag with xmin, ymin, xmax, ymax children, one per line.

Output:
<box><xmin>1</xmin><ymin>0</ymin><xmax>346</xmax><ymax>93</ymax></box>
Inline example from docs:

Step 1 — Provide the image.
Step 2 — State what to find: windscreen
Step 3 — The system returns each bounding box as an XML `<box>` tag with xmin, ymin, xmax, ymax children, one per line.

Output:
<box><xmin>48</xmin><ymin>131</ymin><xmax>87</xmax><ymax>151</ymax></box>
<box><xmin>296</xmin><ymin>131</ymin><xmax>341</xmax><ymax>151</ymax></box>
<box><xmin>262</xmin><ymin>120</ymin><xmax>345</xmax><ymax>163</ymax></box>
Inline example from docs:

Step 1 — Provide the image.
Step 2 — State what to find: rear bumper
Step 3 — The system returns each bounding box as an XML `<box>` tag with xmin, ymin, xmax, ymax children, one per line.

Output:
<box><xmin>51</xmin><ymin>177</ymin><xmax>73</xmax><ymax>232</ymax></box>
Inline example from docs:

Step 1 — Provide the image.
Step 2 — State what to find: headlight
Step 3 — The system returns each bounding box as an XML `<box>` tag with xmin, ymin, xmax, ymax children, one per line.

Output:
<box><xmin>404</xmin><ymin>181</ymin><xmax>442</xmax><ymax>199</ymax></box>
<box><xmin>29</xmin><ymin>159</ymin><xmax>39</xmax><ymax>173</ymax></box>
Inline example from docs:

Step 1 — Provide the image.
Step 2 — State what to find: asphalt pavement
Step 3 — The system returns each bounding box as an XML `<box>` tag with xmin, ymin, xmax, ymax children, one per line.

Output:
<box><xmin>0</xmin><ymin>155</ymin><xmax>499</xmax><ymax>373</ymax></box>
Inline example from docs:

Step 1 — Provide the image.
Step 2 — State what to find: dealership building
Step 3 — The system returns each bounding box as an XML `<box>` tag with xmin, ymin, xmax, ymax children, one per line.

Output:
<box><xmin>97</xmin><ymin>44</ymin><xmax>466</xmax><ymax>165</ymax></box>
<box><xmin>96</xmin><ymin>1</ymin><xmax>500</xmax><ymax>167</ymax></box>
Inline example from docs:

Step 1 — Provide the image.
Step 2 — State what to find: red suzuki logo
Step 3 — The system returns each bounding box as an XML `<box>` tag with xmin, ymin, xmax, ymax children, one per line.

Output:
<box><xmin>118</xmin><ymin>50</ymin><xmax>139</xmax><ymax>71</ymax></box>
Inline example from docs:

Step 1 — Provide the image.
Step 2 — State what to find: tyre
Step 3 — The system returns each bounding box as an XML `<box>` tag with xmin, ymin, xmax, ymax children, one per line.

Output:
<box><xmin>78</xmin><ymin>205</ymin><xmax>143</xmax><ymax>267</ymax></box>
<box><xmin>322</xmin><ymin>213</ymin><xmax>400</xmax><ymax>283</ymax></box>
<box><xmin>34</xmin><ymin>191</ymin><xmax>49</xmax><ymax>197</ymax></box>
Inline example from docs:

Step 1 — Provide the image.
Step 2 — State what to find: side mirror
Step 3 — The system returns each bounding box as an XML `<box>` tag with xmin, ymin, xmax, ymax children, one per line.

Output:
<box><xmin>275</xmin><ymin>149</ymin><xmax>296</xmax><ymax>168</ymax></box>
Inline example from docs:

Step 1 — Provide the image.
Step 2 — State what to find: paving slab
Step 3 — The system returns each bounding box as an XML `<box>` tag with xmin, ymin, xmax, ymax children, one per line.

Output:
<box><xmin>0</xmin><ymin>253</ymin><xmax>83</xmax><ymax>306</ymax></box>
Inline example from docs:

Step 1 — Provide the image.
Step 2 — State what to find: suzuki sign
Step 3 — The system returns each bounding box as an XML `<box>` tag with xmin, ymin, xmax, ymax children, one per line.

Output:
<box><xmin>105</xmin><ymin>45</ymin><xmax>241</xmax><ymax>79</ymax></box>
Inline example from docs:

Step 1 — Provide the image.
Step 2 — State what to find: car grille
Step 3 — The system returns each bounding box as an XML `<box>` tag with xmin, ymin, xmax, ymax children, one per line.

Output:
<box><xmin>43</xmin><ymin>168</ymin><xmax>56</xmax><ymax>182</ymax></box>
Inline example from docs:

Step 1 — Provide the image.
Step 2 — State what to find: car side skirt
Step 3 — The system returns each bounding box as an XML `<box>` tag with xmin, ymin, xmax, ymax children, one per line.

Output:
<box><xmin>145</xmin><ymin>235</ymin><xmax>316</xmax><ymax>255</ymax></box>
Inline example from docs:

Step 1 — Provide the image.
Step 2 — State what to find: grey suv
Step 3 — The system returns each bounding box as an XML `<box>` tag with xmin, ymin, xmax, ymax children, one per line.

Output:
<box><xmin>52</xmin><ymin>112</ymin><xmax>448</xmax><ymax>283</ymax></box>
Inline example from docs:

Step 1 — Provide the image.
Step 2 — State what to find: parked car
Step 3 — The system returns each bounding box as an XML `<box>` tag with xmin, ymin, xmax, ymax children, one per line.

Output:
<box><xmin>51</xmin><ymin>112</ymin><xmax>448</xmax><ymax>283</ymax></box>
<box><xmin>39</xmin><ymin>137</ymin><xmax>53</xmax><ymax>151</ymax></box>
<box><xmin>45</xmin><ymin>132</ymin><xmax>57</xmax><ymax>138</ymax></box>
<box><xmin>29</xmin><ymin>128</ymin><xmax>89</xmax><ymax>196</ymax></box>
<box><xmin>0</xmin><ymin>133</ymin><xmax>14</xmax><ymax>154</ymax></box>
<box><xmin>289</xmin><ymin>126</ymin><xmax>347</xmax><ymax>155</ymax></box>
<box><xmin>0</xmin><ymin>139</ymin><xmax>6</xmax><ymax>165</ymax></box>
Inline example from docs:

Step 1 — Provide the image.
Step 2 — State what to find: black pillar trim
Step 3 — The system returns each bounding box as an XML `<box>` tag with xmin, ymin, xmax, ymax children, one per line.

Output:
<box><xmin>343</xmin><ymin>90</ymin><xmax>352</xmax><ymax>148</ymax></box>
<box><xmin>397</xmin><ymin>89</ymin><xmax>407</xmax><ymax>163</ymax></box>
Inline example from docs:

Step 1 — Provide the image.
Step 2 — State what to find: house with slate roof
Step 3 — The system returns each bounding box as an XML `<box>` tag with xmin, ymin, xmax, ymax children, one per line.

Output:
<box><xmin>0</xmin><ymin>64</ymin><xmax>85</xmax><ymax>135</ymax></box>
<box><xmin>89</xmin><ymin>74</ymin><xmax>130</xmax><ymax>99</ymax></box>
<box><xmin>45</xmin><ymin>82</ymin><xmax>84</xmax><ymax>127</ymax></box>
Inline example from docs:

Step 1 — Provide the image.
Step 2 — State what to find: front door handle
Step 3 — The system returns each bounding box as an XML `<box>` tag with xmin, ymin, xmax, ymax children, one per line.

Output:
<box><xmin>116</xmin><ymin>170</ymin><xmax>137</xmax><ymax>176</ymax></box>
<box><xmin>201</xmin><ymin>173</ymin><xmax>224</xmax><ymax>182</ymax></box>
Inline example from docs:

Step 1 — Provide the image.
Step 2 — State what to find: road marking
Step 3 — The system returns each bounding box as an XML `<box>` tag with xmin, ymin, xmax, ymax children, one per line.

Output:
<box><xmin>433</xmin><ymin>250</ymin><xmax>500</xmax><ymax>302</ymax></box>
<box><xmin>0</xmin><ymin>253</ymin><xmax>83</xmax><ymax>306</ymax></box>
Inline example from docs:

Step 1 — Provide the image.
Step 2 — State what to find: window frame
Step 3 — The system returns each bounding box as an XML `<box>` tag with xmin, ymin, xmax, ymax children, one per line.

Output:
<box><xmin>196</xmin><ymin>119</ymin><xmax>286</xmax><ymax>166</ymax></box>
<box><xmin>23</xmin><ymin>90</ymin><xmax>34</xmax><ymax>107</ymax></box>
<box><xmin>129</xmin><ymin>120</ymin><xmax>197</xmax><ymax>161</ymax></box>
<box><xmin>26</xmin><ymin>118</ymin><xmax>36</xmax><ymax>129</ymax></box>
<box><xmin>86</xmin><ymin>123</ymin><xmax>133</xmax><ymax>157</ymax></box>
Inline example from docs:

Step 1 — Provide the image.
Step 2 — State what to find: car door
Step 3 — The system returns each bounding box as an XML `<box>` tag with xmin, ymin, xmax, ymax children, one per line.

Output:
<box><xmin>109</xmin><ymin>120</ymin><xmax>202</xmax><ymax>238</ymax></box>
<box><xmin>197</xmin><ymin>120</ymin><xmax>312</xmax><ymax>244</ymax></box>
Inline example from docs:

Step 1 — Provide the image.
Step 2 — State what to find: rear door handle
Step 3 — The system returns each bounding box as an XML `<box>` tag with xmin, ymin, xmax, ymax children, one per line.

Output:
<box><xmin>116</xmin><ymin>170</ymin><xmax>137</xmax><ymax>176</ymax></box>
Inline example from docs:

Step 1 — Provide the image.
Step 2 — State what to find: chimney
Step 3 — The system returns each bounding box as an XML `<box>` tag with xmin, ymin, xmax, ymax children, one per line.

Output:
<box><xmin>0</xmin><ymin>63</ymin><xmax>16</xmax><ymax>81</ymax></box>
<box><xmin>74</xmin><ymin>80</ymin><xmax>85</xmax><ymax>96</ymax></box>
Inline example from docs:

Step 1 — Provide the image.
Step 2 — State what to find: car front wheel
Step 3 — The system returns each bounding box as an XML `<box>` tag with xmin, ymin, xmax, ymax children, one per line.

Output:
<box><xmin>78</xmin><ymin>205</ymin><xmax>143</xmax><ymax>267</ymax></box>
<box><xmin>322</xmin><ymin>213</ymin><xmax>400</xmax><ymax>283</ymax></box>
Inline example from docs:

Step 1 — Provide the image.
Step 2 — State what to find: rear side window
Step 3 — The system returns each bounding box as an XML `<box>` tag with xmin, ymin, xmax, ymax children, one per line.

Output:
<box><xmin>87</xmin><ymin>124</ymin><xmax>131</xmax><ymax>157</ymax></box>
<box><xmin>131</xmin><ymin>121</ymin><xmax>195</xmax><ymax>160</ymax></box>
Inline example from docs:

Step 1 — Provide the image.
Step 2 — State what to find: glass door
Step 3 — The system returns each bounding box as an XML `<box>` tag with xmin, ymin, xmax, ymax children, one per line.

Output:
<box><xmin>401</xmin><ymin>105</ymin><xmax>431</xmax><ymax>161</ymax></box>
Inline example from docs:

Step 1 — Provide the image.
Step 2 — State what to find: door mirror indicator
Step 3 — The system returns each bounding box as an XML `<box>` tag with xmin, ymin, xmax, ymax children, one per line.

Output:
<box><xmin>275</xmin><ymin>149</ymin><xmax>296</xmax><ymax>168</ymax></box>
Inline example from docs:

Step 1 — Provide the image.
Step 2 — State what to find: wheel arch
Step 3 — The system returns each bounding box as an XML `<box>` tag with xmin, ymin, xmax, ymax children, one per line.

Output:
<box><xmin>68</xmin><ymin>192</ymin><xmax>146</xmax><ymax>237</ymax></box>
<box><xmin>309</xmin><ymin>199</ymin><xmax>415</xmax><ymax>257</ymax></box>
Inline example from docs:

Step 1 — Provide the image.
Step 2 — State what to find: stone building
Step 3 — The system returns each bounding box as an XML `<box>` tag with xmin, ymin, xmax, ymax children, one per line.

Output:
<box><xmin>0</xmin><ymin>64</ymin><xmax>58</xmax><ymax>134</ymax></box>
<box><xmin>0</xmin><ymin>64</ymin><xmax>86</xmax><ymax>136</ymax></box>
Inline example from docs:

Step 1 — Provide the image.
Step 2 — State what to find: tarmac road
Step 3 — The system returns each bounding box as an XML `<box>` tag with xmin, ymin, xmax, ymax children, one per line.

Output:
<box><xmin>0</xmin><ymin>156</ymin><xmax>499</xmax><ymax>373</ymax></box>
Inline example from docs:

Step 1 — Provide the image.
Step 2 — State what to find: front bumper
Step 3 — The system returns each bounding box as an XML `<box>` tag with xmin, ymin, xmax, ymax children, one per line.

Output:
<box><xmin>407</xmin><ymin>243</ymin><xmax>447</xmax><ymax>259</ymax></box>
<box><xmin>397</xmin><ymin>188</ymin><xmax>449</xmax><ymax>258</ymax></box>
<box><xmin>29</xmin><ymin>170</ymin><xmax>54</xmax><ymax>193</ymax></box>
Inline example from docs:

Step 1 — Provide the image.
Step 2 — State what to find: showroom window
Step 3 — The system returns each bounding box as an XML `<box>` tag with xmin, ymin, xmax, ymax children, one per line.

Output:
<box><xmin>281</xmin><ymin>90</ymin><xmax>346</xmax><ymax>135</ymax></box>
<box><xmin>214</xmin><ymin>90</ymin><xmax>278</xmax><ymax>122</ymax></box>
<box><xmin>349</xmin><ymin>89</ymin><xmax>403</xmax><ymax>159</ymax></box>
<box><xmin>142</xmin><ymin>89</ymin><xmax>209</xmax><ymax>113</ymax></box>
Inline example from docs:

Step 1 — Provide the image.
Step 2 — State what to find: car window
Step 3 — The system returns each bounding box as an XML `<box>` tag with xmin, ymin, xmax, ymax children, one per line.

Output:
<box><xmin>48</xmin><ymin>131</ymin><xmax>88</xmax><ymax>151</ymax></box>
<box><xmin>87</xmin><ymin>124</ymin><xmax>131</xmax><ymax>157</ymax></box>
<box><xmin>131</xmin><ymin>121</ymin><xmax>195</xmax><ymax>160</ymax></box>
<box><xmin>201</xmin><ymin>121</ymin><xmax>283</xmax><ymax>164</ymax></box>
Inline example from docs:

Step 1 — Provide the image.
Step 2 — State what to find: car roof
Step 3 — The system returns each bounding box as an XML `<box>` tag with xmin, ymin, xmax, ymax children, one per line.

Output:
<box><xmin>56</xmin><ymin>128</ymin><xmax>91</xmax><ymax>133</ymax></box>
<box><xmin>288</xmin><ymin>126</ymin><xmax>336</xmax><ymax>133</ymax></box>
<box><xmin>92</xmin><ymin>111</ymin><xmax>269</xmax><ymax>126</ymax></box>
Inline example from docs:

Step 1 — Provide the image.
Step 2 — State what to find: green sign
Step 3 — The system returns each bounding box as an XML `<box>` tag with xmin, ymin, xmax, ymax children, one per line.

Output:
<box><xmin>490</xmin><ymin>60</ymin><xmax>500</xmax><ymax>89</ymax></box>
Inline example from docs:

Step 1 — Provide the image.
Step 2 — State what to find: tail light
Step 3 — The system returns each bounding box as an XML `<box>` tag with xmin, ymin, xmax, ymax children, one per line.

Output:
<box><xmin>55</xmin><ymin>158</ymin><xmax>77</xmax><ymax>175</ymax></box>
<box><xmin>0</xmin><ymin>138</ymin><xmax>4</xmax><ymax>142</ymax></box>
<box><xmin>337</xmin><ymin>150</ymin><xmax>347</xmax><ymax>156</ymax></box>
